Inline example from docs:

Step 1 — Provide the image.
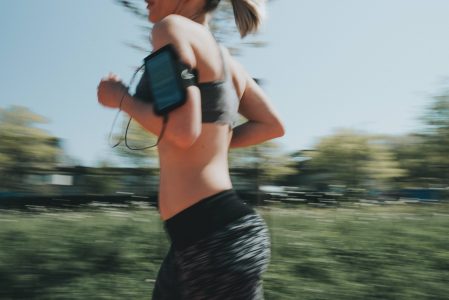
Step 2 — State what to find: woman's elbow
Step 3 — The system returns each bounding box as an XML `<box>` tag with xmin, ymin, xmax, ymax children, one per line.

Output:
<box><xmin>271</xmin><ymin>119</ymin><xmax>285</xmax><ymax>139</ymax></box>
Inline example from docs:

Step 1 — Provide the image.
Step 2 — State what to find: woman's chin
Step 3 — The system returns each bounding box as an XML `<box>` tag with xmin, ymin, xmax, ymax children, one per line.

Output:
<box><xmin>148</xmin><ymin>13</ymin><xmax>159</xmax><ymax>23</ymax></box>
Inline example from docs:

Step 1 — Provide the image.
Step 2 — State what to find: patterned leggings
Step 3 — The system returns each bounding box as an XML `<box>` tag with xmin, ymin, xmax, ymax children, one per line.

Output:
<box><xmin>152</xmin><ymin>213</ymin><xmax>271</xmax><ymax>300</ymax></box>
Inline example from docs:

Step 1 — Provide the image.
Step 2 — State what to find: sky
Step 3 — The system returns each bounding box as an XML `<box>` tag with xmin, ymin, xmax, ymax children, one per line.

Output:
<box><xmin>1</xmin><ymin>0</ymin><xmax>449</xmax><ymax>166</ymax></box>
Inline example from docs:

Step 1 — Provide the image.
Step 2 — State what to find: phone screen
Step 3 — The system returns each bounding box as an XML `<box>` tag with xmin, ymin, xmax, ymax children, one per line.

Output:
<box><xmin>146</xmin><ymin>51</ymin><xmax>183</xmax><ymax>112</ymax></box>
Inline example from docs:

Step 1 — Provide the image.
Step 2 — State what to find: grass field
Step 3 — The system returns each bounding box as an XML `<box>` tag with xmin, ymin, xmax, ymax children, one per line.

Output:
<box><xmin>0</xmin><ymin>202</ymin><xmax>448</xmax><ymax>299</ymax></box>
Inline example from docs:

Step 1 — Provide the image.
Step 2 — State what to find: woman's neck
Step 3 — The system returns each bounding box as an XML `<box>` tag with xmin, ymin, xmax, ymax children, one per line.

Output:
<box><xmin>189</xmin><ymin>12</ymin><xmax>210</xmax><ymax>27</ymax></box>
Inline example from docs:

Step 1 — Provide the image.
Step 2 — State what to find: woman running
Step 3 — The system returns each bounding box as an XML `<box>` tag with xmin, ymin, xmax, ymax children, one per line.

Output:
<box><xmin>97</xmin><ymin>0</ymin><xmax>284</xmax><ymax>298</ymax></box>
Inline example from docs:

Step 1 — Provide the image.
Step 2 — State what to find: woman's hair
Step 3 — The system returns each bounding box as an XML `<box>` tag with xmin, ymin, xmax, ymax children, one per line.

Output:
<box><xmin>204</xmin><ymin>0</ymin><xmax>266</xmax><ymax>38</ymax></box>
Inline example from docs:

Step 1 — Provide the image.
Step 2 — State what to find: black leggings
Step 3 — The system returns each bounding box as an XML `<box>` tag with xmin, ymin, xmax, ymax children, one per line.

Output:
<box><xmin>152</xmin><ymin>190</ymin><xmax>271</xmax><ymax>300</ymax></box>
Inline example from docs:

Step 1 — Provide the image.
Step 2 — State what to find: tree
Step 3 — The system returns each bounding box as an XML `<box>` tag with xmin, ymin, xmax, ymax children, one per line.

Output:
<box><xmin>362</xmin><ymin>134</ymin><xmax>407</xmax><ymax>192</ymax></box>
<box><xmin>384</xmin><ymin>134</ymin><xmax>429</xmax><ymax>187</ymax></box>
<box><xmin>229</xmin><ymin>141</ymin><xmax>297</xmax><ymax>185</ymax></box>
<box><xmin>0</xmin><ymin>106</ymin><xmax>62</xmax><ymax>192</ymax></box>
<box><xmin>418</xmin><ymin>90</ymin><xmax>449</xmax><ymax>186</ymax></box>
<box><xmin>306</xmin><ymin>129</ymin><xmax>405</xmax><ymax>193</ymax></box>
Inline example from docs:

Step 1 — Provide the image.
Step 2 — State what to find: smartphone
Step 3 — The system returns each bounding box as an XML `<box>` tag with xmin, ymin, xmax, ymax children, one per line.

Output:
<box><xmin>144</xmin><ymin>45</ymin><xmax>188</xmax><ymax>116</ymax></box>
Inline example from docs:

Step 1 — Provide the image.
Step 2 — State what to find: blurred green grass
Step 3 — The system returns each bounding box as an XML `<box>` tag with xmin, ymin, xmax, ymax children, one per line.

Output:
<box><xmin>1</xmin><ymin>203</ymin><xmax>448</xmax><ymax>299</ymax></box>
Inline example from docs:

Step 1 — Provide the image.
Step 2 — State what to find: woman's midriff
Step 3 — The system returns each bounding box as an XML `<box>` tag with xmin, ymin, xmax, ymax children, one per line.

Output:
<box><xmin>157</xmin><ymin>124</ymin><xmax>233</xmax><ymax>220</ymax></box>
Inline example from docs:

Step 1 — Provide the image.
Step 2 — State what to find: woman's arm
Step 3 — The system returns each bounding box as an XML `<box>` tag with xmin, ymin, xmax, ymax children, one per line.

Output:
<box><xmin>230</xmin><ymin>63</ymin><xmax>285</xmax><ymax>148</ymax></box>
<box><xmin>97</xmin><ymin>16</ymin><xmax>202</xmax><ymax>149</ymax></box>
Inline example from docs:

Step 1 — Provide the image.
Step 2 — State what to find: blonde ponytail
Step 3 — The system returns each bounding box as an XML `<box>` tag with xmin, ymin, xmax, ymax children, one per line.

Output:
<box><xmin>230</xmin><ymin>0</ymin><xmax>266</xmax><ymax>38</ymax></box>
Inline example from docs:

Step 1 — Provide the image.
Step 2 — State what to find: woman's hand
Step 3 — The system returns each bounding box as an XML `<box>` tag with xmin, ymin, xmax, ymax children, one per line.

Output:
<box><xmin>97</xmin><ymin>73</ymin><xmax>128</xmax><ymax>109</ymax></box>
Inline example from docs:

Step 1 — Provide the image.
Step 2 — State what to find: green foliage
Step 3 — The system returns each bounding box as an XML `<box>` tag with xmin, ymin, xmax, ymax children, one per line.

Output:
<box><xmin>0</xmin><ymin>207</ymin><xmax>166</xmax><ymax>299</ymax></box>
<box><xmin>418</xmin><ymin>91</ymin><xmax>449</xmax><ymax>185</ymax></box>
<box><xmin>1</xmin><ymin>203</ymin><xmax>449</xmax><ymax>299</ymax></box>
<box><xmin>261</xmin><ymin>203</ymin><xmax>449</xmax><ymax>299</ymax></box>
<box><xmin>229</xmin><ymin>141</ymin><xmax>297</xmax><ymax>184</ymax></box>
<box><xmin>386</xmin><ymin>90</ymin><xmax>449</xmax><ymax>188</ymax></box>
<box><xmin>0</xmin><ymin>106</ymin><xmax>62</xmax><ymax>191</ymax></box>
<box><xmin>307</xmin><ymin>129</ymin><xmax>405</xmax><ymax>191</ymax></box>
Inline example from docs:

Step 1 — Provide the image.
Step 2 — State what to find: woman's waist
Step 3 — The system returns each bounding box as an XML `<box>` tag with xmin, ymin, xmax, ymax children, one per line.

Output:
<box><xmin>158</xmin><ymin>162</ymin><xmax>232</xmax><ymax>197</ymax></box>
<box><xmin>158</xmin><ymin>180</ymin><xmax>233</xmax><ymax>220</ymax></box>
<box><xmin>157</xmin><ymin>160</ymin><xmax>233</xmax><ymax>219</ymax></box>
<box><xmin>158</xmin><ymin>150</ymin><xmax>229</xmax><ymax>170</ymax></box>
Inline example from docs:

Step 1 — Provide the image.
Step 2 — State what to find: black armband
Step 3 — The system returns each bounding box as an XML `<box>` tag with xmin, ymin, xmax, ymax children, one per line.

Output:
<box><xmin>134</xmin><ymin>44</ymin><xmax>198</xmax><ymax>116</ymax></box>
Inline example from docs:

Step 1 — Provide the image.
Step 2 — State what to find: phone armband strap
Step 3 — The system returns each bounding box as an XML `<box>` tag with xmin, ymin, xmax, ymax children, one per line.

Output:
<box><xmin>178</xmin><ymin>62</ymin><xmax>198</xmax><ymax>88</ymax></box>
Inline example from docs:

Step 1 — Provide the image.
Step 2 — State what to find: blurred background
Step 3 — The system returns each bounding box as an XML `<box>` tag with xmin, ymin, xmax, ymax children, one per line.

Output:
<box><xmin>1</xmin><ymin>0</ymin><xmax>448</xmax><ymax>299</ymax></box>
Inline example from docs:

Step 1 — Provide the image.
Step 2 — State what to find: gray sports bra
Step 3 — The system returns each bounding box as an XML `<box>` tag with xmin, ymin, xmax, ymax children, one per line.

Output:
<box><xmin>134</xmin><ymin>46</ymin><xmax>239</xmax><ymax>127</ymax></box>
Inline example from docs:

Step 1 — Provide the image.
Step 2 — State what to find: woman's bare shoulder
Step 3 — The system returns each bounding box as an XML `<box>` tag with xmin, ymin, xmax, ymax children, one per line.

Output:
<box><xmin>151</xmin><ymin>15</ymin><xmax>198</xmax><ymax>68</ymax></box>
<box><xmin>152</xmin><ymin>15</ymin><xmax>244</xmax><ymax>88</ymax></box>
<box><xmin>152</xmin><ymin>15</ymin><xmax>205</xmax><ymax>40</ymax></box>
